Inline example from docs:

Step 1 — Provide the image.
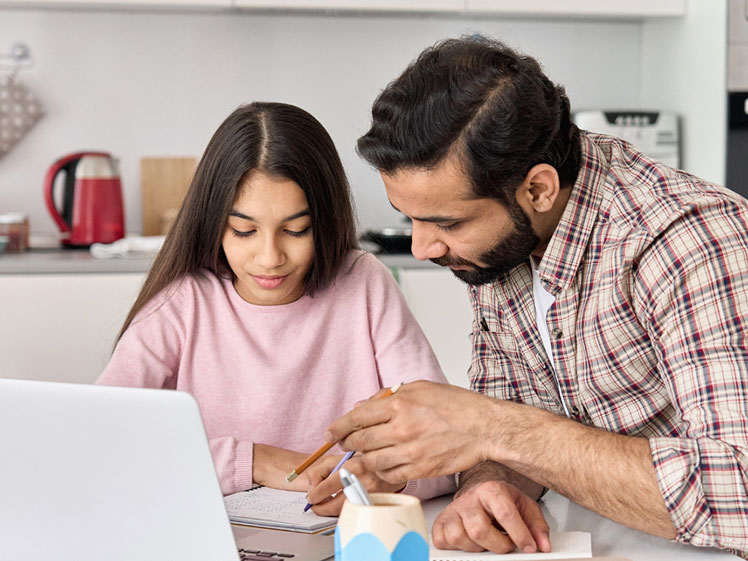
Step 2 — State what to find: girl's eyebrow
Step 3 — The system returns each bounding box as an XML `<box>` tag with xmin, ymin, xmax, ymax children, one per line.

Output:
<box><xmin>229</xmin><ymin>209</ymin><xmax>310</xmax><ymax>222</ymax></box>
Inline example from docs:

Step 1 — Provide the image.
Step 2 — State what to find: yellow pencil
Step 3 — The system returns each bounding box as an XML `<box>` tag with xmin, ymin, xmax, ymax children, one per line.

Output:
<box><xmin>285</xmin><ymin>383</ymin><xmax>402</xmax><ymax>483</ymax></box>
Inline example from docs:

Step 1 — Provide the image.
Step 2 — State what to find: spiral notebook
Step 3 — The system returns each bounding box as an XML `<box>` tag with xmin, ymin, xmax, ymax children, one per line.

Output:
<box><xmin>430</xmin><ymin>531</ymin><xmax>592</xmax><ymax>560</ymax></box>
<box><xmin>224</xmin><ymin>487</ymin><xmax>337</xmax><ymax>533</ymax></box>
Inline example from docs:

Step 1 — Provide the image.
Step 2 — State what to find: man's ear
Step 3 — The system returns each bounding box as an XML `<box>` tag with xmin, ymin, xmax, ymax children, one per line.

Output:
<box><xmin>516</xmin><ymin>164</ymin><xmax>560</xmax><ymax>213</ymax></box>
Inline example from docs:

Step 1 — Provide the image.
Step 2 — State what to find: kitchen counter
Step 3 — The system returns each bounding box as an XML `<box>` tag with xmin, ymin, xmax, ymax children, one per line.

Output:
<box><xmin>0</xmin><ymin>248</ymin><xmax>436</xmax><ymax>275</ymax></box>
<box><xmin>0</xmin><ymin>248</ymin><xmax>154</xmax><ymax>274</ymax></box>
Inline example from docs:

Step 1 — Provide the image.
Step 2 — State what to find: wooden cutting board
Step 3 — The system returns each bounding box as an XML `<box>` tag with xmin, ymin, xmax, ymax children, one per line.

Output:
<box><xmin>140</xmin><ymin>157</ymin><xmax>197</xmax><ymax>236</ymax></box>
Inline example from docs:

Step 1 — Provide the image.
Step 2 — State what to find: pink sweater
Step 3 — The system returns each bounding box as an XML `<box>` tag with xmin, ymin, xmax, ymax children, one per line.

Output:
<box><xmin>98</xmin><ymin>251</ymin><xmax>454</xmax><ymax>499</ymax></box>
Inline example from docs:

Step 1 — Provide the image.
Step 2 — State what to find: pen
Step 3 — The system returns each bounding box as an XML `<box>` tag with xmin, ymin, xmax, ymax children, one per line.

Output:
<box><xmin>339</xmin><ymin>467</ymin><xmax>373</xmax><ymax>506</ymax></box>
<box><xmin>286</xmin><ymin>383</ymin><xmax>402</xmax><ymax>483</ymax></box>
<box><xmin>303</xmin><ymin>450</ymin><xmax>355</xmax><ymax>512</ymax></box>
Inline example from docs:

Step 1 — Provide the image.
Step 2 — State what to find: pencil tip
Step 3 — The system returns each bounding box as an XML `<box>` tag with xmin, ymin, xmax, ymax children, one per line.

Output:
<box><xmin>286</xmin><ymin>471</ymin><xmax>298</xmax><ymax>483</ymax></box>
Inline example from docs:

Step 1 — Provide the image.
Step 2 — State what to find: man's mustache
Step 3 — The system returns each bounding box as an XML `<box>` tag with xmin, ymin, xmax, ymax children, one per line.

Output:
<box><xmin>430</xmin><ymin>256</ymin><xmax>478</xmax><ymax>268</ymax></box>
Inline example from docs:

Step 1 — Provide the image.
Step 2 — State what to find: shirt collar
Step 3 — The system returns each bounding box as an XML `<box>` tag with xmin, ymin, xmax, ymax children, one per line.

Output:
<box><xmin>536</xmin><ymin>132</ymin><xmax>609</xmax><ymax>295</ymax></box>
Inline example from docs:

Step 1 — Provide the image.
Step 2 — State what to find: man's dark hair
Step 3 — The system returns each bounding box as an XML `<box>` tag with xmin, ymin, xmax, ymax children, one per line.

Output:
<box><xmin>357</xmin><ymin>35</ymin><xmax>581</xmax><ymax>206</ymax></box>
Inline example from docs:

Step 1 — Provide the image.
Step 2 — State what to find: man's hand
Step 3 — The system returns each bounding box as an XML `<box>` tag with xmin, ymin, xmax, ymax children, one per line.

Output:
<box><xmin>304</xmin><ymin>455</ymin><xmax>405</xmax><ymax>516</ymax></box>
<box><xmin>325</xmin><ymin>380</ymin><xmax>497</xmax><ymax>483</ymax></box>
<box><xmin>432</xmin><ymin>480</ymin><xmax>551</xmax><ymax>554</ymax></box>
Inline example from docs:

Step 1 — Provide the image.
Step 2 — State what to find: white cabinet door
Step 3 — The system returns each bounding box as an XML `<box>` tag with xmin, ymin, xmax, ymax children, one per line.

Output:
<box><xmin>234</xmin><ymin>0</ymin><xmax>465</xmax><ymax>12</ymax></box>
<box><xmin>466</xmin><ymin>0</ymin><xmax>685</xmax><ymax>18</ymax></box>
<box><xmin>0</xmin><ymin>0</ymin><xmax>230</xmax><ymax>7</ymax></box>
<box><xmin>397</xmin><ymin>268</ymin><xmax>473</xmax><ymax>389</ymax></box>
<box><xmin>0</xmin><ymin>273</ymin><xmax>145</xmax><ymax>385</ymax></box>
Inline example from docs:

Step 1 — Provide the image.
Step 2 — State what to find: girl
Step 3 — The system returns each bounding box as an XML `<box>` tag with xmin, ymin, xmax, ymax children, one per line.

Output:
<box><xmin>97</xmin><ymin>102</ymin><xmax>454</xmax><ymax>514</ymax></box>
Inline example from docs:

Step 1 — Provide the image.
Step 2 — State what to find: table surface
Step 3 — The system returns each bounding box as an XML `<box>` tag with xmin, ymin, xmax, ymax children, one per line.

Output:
<box><xmin>422</xmin><ymin>492</ymin><xmax>739</xmax><ymax>561</ymax></box>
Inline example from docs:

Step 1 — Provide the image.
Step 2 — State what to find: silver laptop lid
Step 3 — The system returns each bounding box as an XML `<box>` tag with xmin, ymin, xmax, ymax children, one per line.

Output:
<box><xmin>0</xmin><ymin>378</ymin><xmax>239</xmax><ymax>561</ymax></box>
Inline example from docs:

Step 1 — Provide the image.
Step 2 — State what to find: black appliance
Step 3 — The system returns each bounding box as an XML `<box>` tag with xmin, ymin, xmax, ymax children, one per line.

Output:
<box><xmin>727</xmin><ymin>0</ymin><xmax>748</xmax><ymax>198</ymax></box>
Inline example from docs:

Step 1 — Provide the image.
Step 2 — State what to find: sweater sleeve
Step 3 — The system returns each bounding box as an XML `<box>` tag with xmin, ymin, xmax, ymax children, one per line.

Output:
<box><xmin>209</xmin><ymin>438</ymin><xmax>255</xmax><ymax>495</ymax></box>
<box><xmin>362</xmin><ymin>254</ymin><xmax>457</xmax><ymax>499</ymax></box>
<box><xmin>96</xmin><ymin>279</ymin><xmax>255</xmax><ymax>496</ymax></box>
<box><xmin>96</xmin><ymin>284</ymin><xmax>186</xmax><ymax>390</ymax></box>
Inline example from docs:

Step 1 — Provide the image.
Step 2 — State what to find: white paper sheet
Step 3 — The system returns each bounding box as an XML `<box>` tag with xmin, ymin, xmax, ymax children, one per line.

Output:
<box><xmin>430</xmin><ymin>531</ymin><xmax>591</xmax><ymax>560</ymax></box>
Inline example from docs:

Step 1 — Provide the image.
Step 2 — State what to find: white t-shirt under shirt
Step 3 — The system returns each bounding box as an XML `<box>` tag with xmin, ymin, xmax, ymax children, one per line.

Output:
<box><xmin>530</xmin><ymin>257</ymin><xmax>571</xmax><ymax>418</ymax></box>
<box><xmin>530</xmin><ymin>256</ymin><xmax>556</xmax><ymax>370</ymax></box>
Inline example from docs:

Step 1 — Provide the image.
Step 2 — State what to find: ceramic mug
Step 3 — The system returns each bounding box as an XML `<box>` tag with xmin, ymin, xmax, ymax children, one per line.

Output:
<box><xmin>335</xmin><ymin>492</ymin><xmax>429</xmax><ymax>561</ymax></box>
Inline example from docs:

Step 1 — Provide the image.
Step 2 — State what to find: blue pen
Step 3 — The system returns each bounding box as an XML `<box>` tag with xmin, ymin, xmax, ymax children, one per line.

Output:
<box><xmin>303</xmin><ymin>450</ymin><xmax>355</xmax><ymax>512</ymax></box>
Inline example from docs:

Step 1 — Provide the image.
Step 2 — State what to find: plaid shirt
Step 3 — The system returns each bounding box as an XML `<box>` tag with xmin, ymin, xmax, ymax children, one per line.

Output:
<box><xmin>468</xmin><ymin>132</ymin><xmax>748</xmax><ymax>553</ymax></box>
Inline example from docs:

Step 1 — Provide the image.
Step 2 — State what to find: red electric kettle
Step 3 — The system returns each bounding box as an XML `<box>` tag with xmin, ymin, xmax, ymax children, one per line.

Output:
<box><xmin>44</xmin><ymin>152</ymin><xmax>125</xmax><ymax>247</ymax></box>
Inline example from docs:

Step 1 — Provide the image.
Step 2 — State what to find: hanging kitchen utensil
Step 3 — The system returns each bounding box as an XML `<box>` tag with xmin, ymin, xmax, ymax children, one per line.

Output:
<box><xmin>0</xmin><ymin>43</ymin><xmax>44</xmax><ymax>159</ymax></box>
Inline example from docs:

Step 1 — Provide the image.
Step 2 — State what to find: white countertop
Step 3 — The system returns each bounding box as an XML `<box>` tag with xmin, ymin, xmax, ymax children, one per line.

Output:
<box><xmin>0</xmin><ymin>248</ymin><xmax>436</xmax><ymax>275</ymax></box>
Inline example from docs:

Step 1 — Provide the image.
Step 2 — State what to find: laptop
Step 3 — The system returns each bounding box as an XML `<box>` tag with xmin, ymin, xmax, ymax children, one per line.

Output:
<box><xmin>0</xmin><ymin>378</ymin><xmax>333</xmax><ymax>561</ymax></box>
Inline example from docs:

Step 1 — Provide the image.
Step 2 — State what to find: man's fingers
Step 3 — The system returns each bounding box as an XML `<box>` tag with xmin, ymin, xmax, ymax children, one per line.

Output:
<box><xmin>432</xmin><ymin>509</ymin><xmax>465</xmax><ymax>550</ymax></box>
<box><xmin>517</xmin><ymin>493</ymin><xmax>552</xmax><ymax>552</ymax></box>
<box><xmin>339</xmin><ymin>424</ymin><xmax>399</xmax><ymax>454</ymax></box>
<box><xmin>441</xmin><ymin>512</ymin><xmax>485</xmax><ymax>552</ymax></box>
<box><xmin>326</xmin><ymin>401</ymin><xmax>393</xmax><ymax>444</ymax></box>
<box><xmin>459</xmin><ymin>502</ymin><xmax>516</xmax><ymax>553</ymax></box>
<box><xmin>432</xmin><ymin>515</ymin><xmax>448</xmax><ymax>549</ymax></box>
<box><xmin>370</xmin><ymin>387</ymin><xmax>395</xmax><ymax>400</ymax></box>
<box><xmin>480</xmin><ymin>494</ymin><xmax>537</xmax><ymax>553</ymax></box>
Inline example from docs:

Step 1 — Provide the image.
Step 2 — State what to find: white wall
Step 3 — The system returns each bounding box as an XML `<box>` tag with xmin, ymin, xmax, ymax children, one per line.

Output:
<box><xmin>0</xmin><ymin>7</ymin><xmax>642</xmax><ymax>238</ymax></box>
<box><xmin>640</xmin><ymin>0</ymin><xmax>728</xmax><ymax>184</ymax></box>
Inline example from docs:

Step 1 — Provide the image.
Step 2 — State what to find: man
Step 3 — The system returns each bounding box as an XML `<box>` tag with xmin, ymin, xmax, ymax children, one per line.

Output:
<box><xmin>325</xmin><ymin>36</ymin><xmax>748</xmax><ymax>556</ymax></box>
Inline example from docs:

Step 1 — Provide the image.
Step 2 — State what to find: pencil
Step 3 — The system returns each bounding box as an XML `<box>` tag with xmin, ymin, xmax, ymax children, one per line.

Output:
<box><xmin>285</xmin><ymin>383</ymin><xmax>402</xmax><ymax>483</ymax></box>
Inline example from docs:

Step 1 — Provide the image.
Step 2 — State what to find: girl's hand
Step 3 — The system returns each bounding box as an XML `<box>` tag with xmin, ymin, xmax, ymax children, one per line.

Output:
<box><xmin>305</xmin><ymin>454</ymin><xmax>406</xmax><ymax>516</ymax></box>
<box><xmin>252</xmin><ymin>443</ymin><xmax>313</xmax><ymax>491</ymax></box>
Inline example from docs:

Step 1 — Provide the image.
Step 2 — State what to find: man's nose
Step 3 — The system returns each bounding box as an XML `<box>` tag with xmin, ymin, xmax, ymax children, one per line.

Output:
<box><xmin>410</xmin><ymin>223</ymin><xmax>448</xmax><ymax>261</ymax></box>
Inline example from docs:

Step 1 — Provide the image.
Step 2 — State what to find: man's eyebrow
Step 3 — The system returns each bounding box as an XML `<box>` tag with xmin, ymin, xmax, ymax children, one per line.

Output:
<box><xmin>229</xmin><ymin>209</ymin><xmax>310</xmax><ymax>222</ymax></box>
<box><xmin>388</xmin><ymin>201</ymin><xmax>458</xmax><ymax>223</ymax></box>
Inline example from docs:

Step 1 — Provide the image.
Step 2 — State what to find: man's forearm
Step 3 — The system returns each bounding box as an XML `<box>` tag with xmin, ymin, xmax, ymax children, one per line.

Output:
<box><xmin>487</xmin><ymin>400</ymin><xmax>677</xmax><ymax>540</ymax></box>
<box><xmin>457</xmin><ymin>460</ymin><xmax>545</xmax><ymax>501</ymax></box>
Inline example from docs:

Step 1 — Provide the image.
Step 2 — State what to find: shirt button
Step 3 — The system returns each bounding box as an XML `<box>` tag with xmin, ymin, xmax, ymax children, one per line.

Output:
<box><xmin>551</xmin><ymin>327</ymin><xmax>563</xmax><ymax>338</ymax></box>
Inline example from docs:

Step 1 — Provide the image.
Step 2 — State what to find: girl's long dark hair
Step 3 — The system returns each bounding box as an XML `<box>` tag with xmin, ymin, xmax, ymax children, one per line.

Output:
<box><xmin>117</xmin><ymin>102</ymin><xmax>357</xmax><ymax>342</ymax></box>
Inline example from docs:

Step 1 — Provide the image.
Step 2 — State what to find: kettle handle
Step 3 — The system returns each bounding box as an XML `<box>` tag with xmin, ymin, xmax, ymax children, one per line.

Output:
<box><xmin>43</xmin><ymin>151</ymin><xmax>112</xmax><ymax>233</ymax></box>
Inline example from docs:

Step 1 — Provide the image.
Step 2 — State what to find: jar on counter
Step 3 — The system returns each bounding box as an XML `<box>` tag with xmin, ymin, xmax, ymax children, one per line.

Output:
<box><xmin>0</xmin><ymin>213</ymin><xmax>30</xmax><ymax>252</ymax></box>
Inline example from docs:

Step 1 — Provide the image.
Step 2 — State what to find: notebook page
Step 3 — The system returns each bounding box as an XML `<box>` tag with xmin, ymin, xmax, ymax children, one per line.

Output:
<box><xmin>224</xmin><ymin>487</ymin><xmax>337</xmax><ymax>532</ymax></box>
<box><xmin>430</xmin><ymin>531</ymin><xmax>591</xmax><ymax>560</ymax></box>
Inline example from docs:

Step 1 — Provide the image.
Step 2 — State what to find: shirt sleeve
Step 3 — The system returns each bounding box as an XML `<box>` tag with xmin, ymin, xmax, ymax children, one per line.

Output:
<box><xmin>634</xmin><ymin>200</ymin><xmax>748</xmax><ymax>551</ymax></box>
<box><xmin>362</xmin><ymin>254</ymin><xmax>456</xmax><ymax>499</ymax></box>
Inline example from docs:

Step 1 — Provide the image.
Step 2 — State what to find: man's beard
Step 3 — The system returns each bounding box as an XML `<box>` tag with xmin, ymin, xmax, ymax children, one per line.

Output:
<box><xmin>431</xmin><ymin>203</ymin><xmax>540</xmax><ymax>285</ymax></box>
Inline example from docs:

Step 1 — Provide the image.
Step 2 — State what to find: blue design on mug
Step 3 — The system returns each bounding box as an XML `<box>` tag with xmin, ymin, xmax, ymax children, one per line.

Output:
<box><xmin>335</xmin><ymin>528</ymin><xmax>428</xmax><ymax>561</ymax></box>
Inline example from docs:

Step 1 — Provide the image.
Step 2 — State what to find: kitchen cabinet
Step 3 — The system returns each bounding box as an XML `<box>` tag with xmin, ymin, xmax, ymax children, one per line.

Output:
<box><xmin>233</xmin><ymin>0</ymin><xmax>464</xmax><ymax>12</ymax></box>
<box><xmin>0</xmin><ymin>273</ymin><xmax>145</xmax><ymax>384</ymax></box>
<box><xmin>0</xmin><ymin>0</ymin><xmax>686</xmax><ymax>18</ymax></box>
<box><xmin>466</xmin><ymin>0</ymin><xmax>686</xmax><ymax>18</ymax></box>
<box><xmin>0</xmin><ymin>0</ymin><xmax>231</xmax><ymax>8</ymax></box>
<box><xmin>396</xmin><ymin>267</ymin><xmax>473</xmax><ymax>389</ymax></box>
